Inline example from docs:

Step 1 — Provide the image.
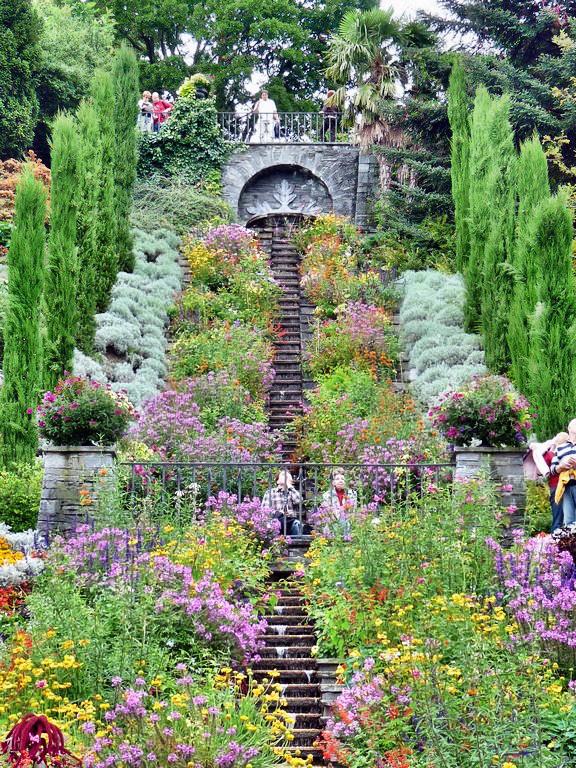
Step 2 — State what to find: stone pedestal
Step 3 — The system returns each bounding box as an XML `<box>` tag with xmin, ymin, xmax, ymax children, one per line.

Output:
<box><xmin>317</xmin><ymin>658</ymin><xmax>344</xmax><ymax>721</ymax></box>
<box><xmin>37</xmin><ymin>445</ymin><xmax>116</xmax><ymax>540</ymax></box>
<box><xmin>453</xmin><ymin>446</ymin><xmax>526</xmax><ymax>531</ymax></box>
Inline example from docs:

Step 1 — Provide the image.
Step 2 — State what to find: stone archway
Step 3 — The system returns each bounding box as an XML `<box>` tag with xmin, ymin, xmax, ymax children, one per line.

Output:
<box><xmin>238</xmin><ymin>165</ymin><xmax>332</xmax><ymax>223</ymax></box>
<box><xmin>221</xmin><ymin>144</ymin><xmax>378</xmax><ymax>227</ymax></box>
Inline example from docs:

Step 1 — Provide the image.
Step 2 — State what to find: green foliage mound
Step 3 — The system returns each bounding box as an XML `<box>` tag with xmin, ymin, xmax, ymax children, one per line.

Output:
<box><xmin>0</xmin><ymin>461</ymin><xmax>43</xmax><ymax>532</ymax></box>
<box><xmin>131</xmin><ymin>178</ymin><xmax>232</xmax><ymax>235</ymax></box>
<box><xmin>138</xmin><ymin>97</ymin><xmax>230</xmax><ymax>183</ymax></box>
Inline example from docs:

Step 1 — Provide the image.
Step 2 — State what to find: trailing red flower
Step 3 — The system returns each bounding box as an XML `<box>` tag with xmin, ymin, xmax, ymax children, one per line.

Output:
<box><xmin>0</xmin><ymin>713</ymin><xmax>81</xmax><ymax>767</ymax></box>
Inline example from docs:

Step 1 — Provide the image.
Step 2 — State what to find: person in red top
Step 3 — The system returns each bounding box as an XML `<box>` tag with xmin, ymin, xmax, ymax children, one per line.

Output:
<box><xmin>541</xmin><ymin>431</ymin><xmax>570</xmax><ymax>532</ymax></box>
<box><xmin>151</xmin><ymin>92</ymin><xmax>174</xmax><ymax>132</ymax></box>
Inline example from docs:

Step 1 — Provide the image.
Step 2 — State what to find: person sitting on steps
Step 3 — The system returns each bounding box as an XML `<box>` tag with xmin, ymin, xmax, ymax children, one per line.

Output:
<box><xmin>262</xmin><ymin>470</ymin><xmax>303</xmax><ymax>536</ymax></box>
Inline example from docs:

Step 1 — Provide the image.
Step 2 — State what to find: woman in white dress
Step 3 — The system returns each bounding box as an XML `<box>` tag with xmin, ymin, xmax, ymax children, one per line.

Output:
<box><xmin>251</xmin><ymin>90</ymin><xmax>279</xmax><ymax>143</ymax></box>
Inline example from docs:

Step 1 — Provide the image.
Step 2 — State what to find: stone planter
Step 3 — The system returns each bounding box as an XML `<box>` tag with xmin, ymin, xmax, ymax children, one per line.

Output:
<box><xmin>37</xmin><ymin>445</ymin><xmax>116</xmax><ymax>539</ymax></box>
<box><xmin>317</xmin><ymin>658</ymin><xmax>344</xmax><ymax>720</ymax></box>
<box><xmin>453</xmin><ymin>446</ymin><xmax>526</xmax><ymax>532</ymax></box>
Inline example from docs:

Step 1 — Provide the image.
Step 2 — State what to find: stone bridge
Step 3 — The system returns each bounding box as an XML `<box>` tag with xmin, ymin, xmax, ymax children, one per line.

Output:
<box><xmin>221</xmin><ymin>144</ymin><xmax>379</xmax><ymax>227</ymax></box>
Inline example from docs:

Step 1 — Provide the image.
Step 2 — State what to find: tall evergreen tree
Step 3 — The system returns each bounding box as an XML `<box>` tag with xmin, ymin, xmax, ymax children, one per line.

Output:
<box><xmin>112</xmin><ymin>43</ymin><xmax>139</xmax><ymax>273</ymax></box>
<box><xmin>527</xmin><ymin>192</ymin><xmax>576</xmax><ymax>437</ymax></box>
<box><xmin>465</xmin><ymin>86</ymin><xmax>494</xmax><ymax>331</ymax></box>
<box><xmin>431</xmin><ymin>1</ymin><xmax>576</xmax><ymax>183</ymax></box>
<box><xmin>74</xmin><ymin>101</ymin><xmax>102</xmax><ymax>354</ymax></box>
<box><xmin>91</xmin><ymin>69</ymin><xmax>118</xmax><ymax>311</ymax></box>
<box><xmin>447</xmin><ymin>57</ymin><xmax>470</xmax><ymax>274</ymax></box>
<box><xmin>0</xmin><ymin>167</ymin><xmax>46</xmax><ymax>467</ymax></box>
<box><xmin>507</xmin><ymin>135</ymin><xmax>550</xmax><ymax>392</ymax></box>
<box><xmin>480</xmin><ymin>94</ymin><xmax>516</xmax><ymax>373</ymax></box>
<box><xmin>0</xmin><ymin>0</ymin><xmax>42</xmax><ymax>159</ymax></box>
<box><xmin>44</xmin><ymin>114</ymin><xmax>79</xmax><ymax>392</ymax></box>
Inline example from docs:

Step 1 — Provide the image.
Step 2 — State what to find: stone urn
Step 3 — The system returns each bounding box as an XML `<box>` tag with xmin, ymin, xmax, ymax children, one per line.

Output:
<box><xmin>317</xmin><ymin>658</ymin><xmax>345</xmax><ymax>719</ymax></box>
<box><xmin>452</xmin><ymin>445</ymin><xmax>526</xmax><ymax>531</ymax></box>
<box><xmin>37</xmin><ymin>445</ymin><xmax>116</xmax><ymax>540</ymax></box>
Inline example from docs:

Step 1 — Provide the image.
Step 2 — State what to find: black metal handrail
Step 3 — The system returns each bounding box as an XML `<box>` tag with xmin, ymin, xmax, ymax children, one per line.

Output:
<box><xmin>118</xmin><ymin>461</ymin><xmax>454</xmax><ymax>528</ymax></box>
<box><xmin>218</xmin><ymin>112</ymin><xmax>353</xmax><ymax>144</ymax></box>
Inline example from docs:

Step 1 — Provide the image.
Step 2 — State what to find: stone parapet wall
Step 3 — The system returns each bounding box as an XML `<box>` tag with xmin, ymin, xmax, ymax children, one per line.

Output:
<box><xmin>222</xmin><ymin>144</ymin><xmax>379</xmax><ymax>227</ymax></box>
<box><xmin>453</xmin><ymin>447</ymin><xmax>526</xmax><ymax>533</ymax></box>
<box><xmin>37</xmin><ymin>446</ymin><xmax>116</xmax><ymax>539</ymax></box>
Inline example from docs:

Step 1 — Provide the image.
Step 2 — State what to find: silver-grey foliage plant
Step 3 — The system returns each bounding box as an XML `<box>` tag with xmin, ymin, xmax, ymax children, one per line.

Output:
<box><xmin>399</xmin><ymin>270</ymin><xmax>486</xmax><ymax>405</ymax></box>
<box><xmin>73</xmin><ymin>227</ymin><xmax>181</xmax><ymax>403</ymax></box>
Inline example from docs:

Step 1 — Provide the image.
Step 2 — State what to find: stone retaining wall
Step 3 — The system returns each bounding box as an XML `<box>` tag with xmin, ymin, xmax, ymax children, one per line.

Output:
<box><xmin>37</xmin><ymin>446</ymin><xmax>116</xmax><ymax>538</ymax></box>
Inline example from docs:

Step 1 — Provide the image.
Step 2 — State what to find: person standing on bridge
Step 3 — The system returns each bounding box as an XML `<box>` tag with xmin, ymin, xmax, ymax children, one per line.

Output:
<box><xmin>321</xmin><ymin>90</ymin><xmax>340</xmax><ymax>142</ymax></box>
<box><xmin>251</xmin><ymin>90</ymin><xmax>279</xmax><ymax>143</ymax></box>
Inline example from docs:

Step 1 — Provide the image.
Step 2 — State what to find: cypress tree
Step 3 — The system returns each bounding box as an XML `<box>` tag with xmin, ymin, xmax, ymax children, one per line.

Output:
<box><xmin>75</xmin><ymin>101</ymin><xmax>102</xmax><ymax>354</ymax></box>
<box><xmin>112</xmin><ymin>43</ymin><xmax>139</xmax><ymax>273</ymax></box>
<box><xmin>447</xmin><ymin>57</ymin><xmax>470</xmax><ymax>274</ymax></box>
<box><xmin>91</xmin><ymin>69</ymin><xmax>118</xmax><ymax>311</ymax></box>
<box><xmin>0</xmin><ymin>168</ymin><xmax>46</xmax><ymax>468</ymax></box>
<box><xmin>44</xmin><ymin>114</ymin><xmax>80</xmax><ymax>392</ymax></box>
<box><xmin>527</xmin><ymin>192</ymin><xmax>576</xmax><ymax>436</ymax></box>
<box><xmin>480</xmin><ymin>94</ymin><xmax>516</xmax><ymax>373</ymax></box>
<box><xmin>465</xmin><ymin>86</ymin><xmax>494</xmax><ymax>332</ymax></box>
<box><xmin>507</xmin><ymin>135</ymin><xmax>550</xmax><ymax>391</ymax></box>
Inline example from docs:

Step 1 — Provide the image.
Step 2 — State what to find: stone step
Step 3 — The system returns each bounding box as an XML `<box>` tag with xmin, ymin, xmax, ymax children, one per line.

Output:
<box><xmin>290</xmin><ymin>712</ymin><xmax>323</xmax><ymax>728</ymax></box>
<box><xmin>274</xmin><ymin>595</ymin><xmax>306</xmax><ymax>606</ymax></box>
<box><xmin>282</xmin><ymin>746</ymin><xmax>324</xmax><ymax>763</ymax></box>
<box><xmin>289</xmin><ymin>729</ymin><xmax>321</xmax><ymax>747</ymax></box>
<box><xmin>266</xmin><ymin>621</ymin><xmax>314</xmax><ymax>632</ymax></box>
<box><xmin>254</xmin><ymin>668</ymin><xmax>318</xmax><ymax>684</ymax></box>
<box><xmin>275</xmin><ymin>682</ymin><xmax>321</xmax><ymax>697</ymax></box>
<box><xmin>252</xmin><ymin>658</ymin><xmax>317</xmax><ymax>673</ymax></box>
<box><xmin>272</xmin><ymin>605</ymin><xmax>309</xmax><ymax>616</ymax></box>
<box><xmin>260</xmin><ymin>647</ymin><xmax>314</xmax><ymax>660</ymax></box>
<box><xmin>261</xmin><ymin>634</ymin><xmax>315</xmax><ymax>647</ymax></box>
<box><xmin>281</xmin><ymin>697</ymin><xmax>322</xmax><ymax>713</ymax></box>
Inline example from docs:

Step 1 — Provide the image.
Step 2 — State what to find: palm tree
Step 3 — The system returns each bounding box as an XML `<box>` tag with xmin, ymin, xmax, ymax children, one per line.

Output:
<box><xmin>325</xmin><ymin>7</ymin><xmax>433</xmax><ymax>146</ymax></box>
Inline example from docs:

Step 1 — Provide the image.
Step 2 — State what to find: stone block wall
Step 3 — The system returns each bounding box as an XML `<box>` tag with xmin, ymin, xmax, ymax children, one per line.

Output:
<box><xmin>37</xmin><ymin>446</ymin><xmax>116</xmax><ymax>539</ymax></box>
<box><xmin>222</xmin><ymin>144</ymin><xmax>379</xmax><ymax>227</ymax></box>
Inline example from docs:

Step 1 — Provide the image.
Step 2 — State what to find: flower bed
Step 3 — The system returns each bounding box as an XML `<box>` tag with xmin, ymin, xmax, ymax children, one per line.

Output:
<box><xmin>302</xmin><ymin>478</ymin><xmax>576</xmax><ymax>766</ymax></box>
<box><xmin>429</xmin><ymin>373</ymin><xmax>534</xmax><ymax>448</ymax></box>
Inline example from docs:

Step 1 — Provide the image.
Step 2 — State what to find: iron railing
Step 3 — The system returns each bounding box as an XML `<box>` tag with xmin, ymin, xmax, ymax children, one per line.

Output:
<box><xmin>118</xmin><ymin>461</ymin><xmax>454</xmax><ymax>531</ymax></box>
<box><xmin>218</xmin><ymin>112</ymin><xmax>352</xmax><ymax>144</ymax></box>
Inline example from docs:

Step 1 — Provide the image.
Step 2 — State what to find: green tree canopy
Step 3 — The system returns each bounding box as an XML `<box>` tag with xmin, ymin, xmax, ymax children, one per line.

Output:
<box><xmin>325</xmin><ymin>7</ymin><xmax>435</xmax><ymax>145</ymax></box>
<box><xmin>0</xmin><ymin>0</ymin><xmax>42</xmax><ymax>159</ymax></box>
<box><xmin>32</xmin><ymin>0</ymin><xmax>116</xmax><ymax>158</ymax></box>
<box><xmin>88</xmin><ymin>0</ymin><xmax>377</xmax><ymax>108</ymax></box>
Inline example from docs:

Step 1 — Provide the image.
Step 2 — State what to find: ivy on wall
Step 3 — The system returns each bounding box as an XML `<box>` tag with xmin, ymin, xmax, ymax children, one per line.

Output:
<box><xmin>137</xmin><ymin>97</ymin><xmax>231</xmax><ymax>184</ymax></box>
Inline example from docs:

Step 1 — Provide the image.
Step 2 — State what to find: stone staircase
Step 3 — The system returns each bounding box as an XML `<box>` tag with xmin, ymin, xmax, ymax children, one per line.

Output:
<box><xmin>254</xmin><ymin>567</ymin><xmax>324</xmax><ymax>766</ymax></box>
<box><xmin>392</xmin><ymin>313</ymin><xmax>411</xmax><ymax>394</ymax></box>
<box><xmin>266</xmin><ymin>227</ymin><xmax>308</xmax><ymax>461</ymax></box>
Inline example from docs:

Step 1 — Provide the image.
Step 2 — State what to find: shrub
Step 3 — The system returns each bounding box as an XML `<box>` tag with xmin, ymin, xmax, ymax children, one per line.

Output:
<box><xmin>306</xmin><ymin>302</ymin><xmax>399</xmax><ymax>380</ymax></box>
<box><xmin>37</xmin><ymin>375</ymin><xmax>135</xmax><ymax>446</ymax></box>
<box><xmin>137</xmin><ymin>96</ymin><xmax>230</xmax><ymax>183</ymax></box>
<box><xmin>131</xmin><ymin>396</ymin><xmax>280</xmax><ymax>464</ymax></box>
<box><xmin>131</xmin><ymin>178</ymin><xmax>232</xmax><ymax>235</ymax></box>
<box><xmin>172</xmin><ymin>256</ymin><xmax>280</xmax><ymax>334</ymax></box>
<box><xmin>182</xmin><ymin>224</ymin><xmax>261</xmax><ymax>288</ymax></box>
<box><xmin>295</xmin><ymin>213</ymin><xmax>397</xmax><ymax>317</ymax></box>
<box><xmin>0</xmin><ymin>462</ymin><xmax>43</xmax><ymax>532</ymax></box>
<box><xmin>170</xmin><ymin>320</ymin><xmax>275</xmax><ymax>400</ymax></box>
<box><xmin>429</xmin><ymin>374</ymin><xmax>534</xmax><ymax>447</ymax></box>
<box><xmin>399</xmin><ymin>269</ymin><xmax>486</xmax><ymax>404</ymax></box>
<box><xmin>76</xmin><ymin>227</ymin><xmax>182</xmax><ymax>404</ymax></box>
<box><xmin>292</xmin><ymin>213</ymin><xmax>359</xmax><ymax>254</ymax></box>
<box><xmin>294</xmin><ymin>370</ymin><xmax>426</xmax><ymax>464</ymax></box>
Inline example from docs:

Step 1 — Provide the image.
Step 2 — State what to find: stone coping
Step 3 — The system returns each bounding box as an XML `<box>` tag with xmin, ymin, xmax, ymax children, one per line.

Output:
<box><xmin>451</xmin><ymin>445</ymin><xmax>527</xmax><ymax>453</ymax></box>
<box><xmin>41</xmin><ymin>444</ymin><xmax>116</xmax><ymax>454</ymax></box>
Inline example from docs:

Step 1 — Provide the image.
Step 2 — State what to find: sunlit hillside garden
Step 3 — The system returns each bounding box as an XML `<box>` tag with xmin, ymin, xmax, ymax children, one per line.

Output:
<box><xmin>4</xmin><ymin>0</ymin><xmax>576</xmax><ymax>767</ymax></box>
